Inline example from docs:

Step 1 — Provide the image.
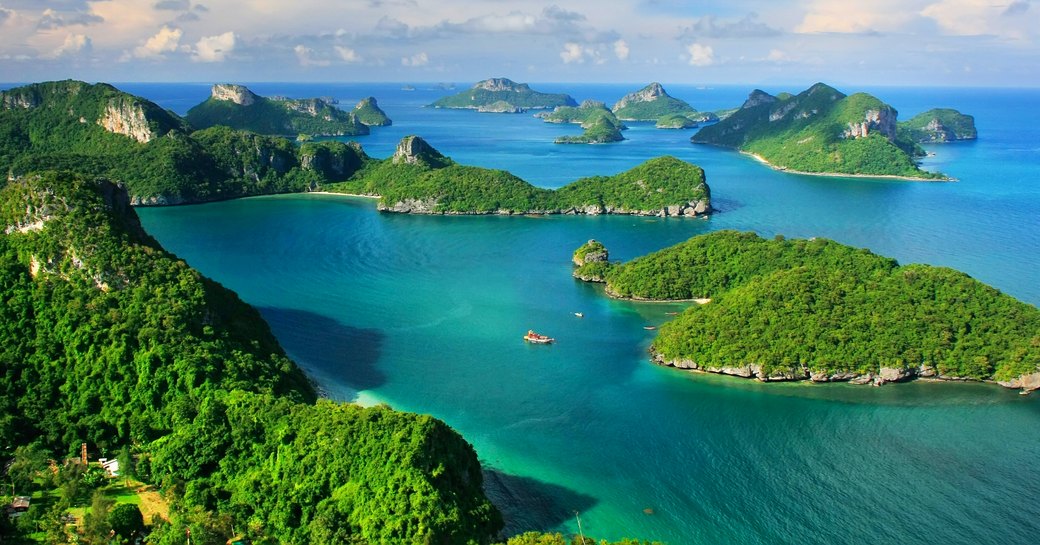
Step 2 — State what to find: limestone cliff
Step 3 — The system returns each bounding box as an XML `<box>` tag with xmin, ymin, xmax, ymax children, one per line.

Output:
<box><xmin>210</xmin><ymin>83</ymin><xmax>258</xmax><ymax>106</ymax></box>
<box><xmin>97</xmin><ymin>97</ymin><xmax>161</xmax><ymax>143</ymax></box>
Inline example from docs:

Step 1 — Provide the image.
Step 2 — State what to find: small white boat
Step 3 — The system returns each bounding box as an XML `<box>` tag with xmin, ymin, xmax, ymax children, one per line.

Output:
<box><xmin>574</xmin><ymin>312</ymin><xmax>584</xmax><ymax>318</ymax></box>
<box><xmin>524</xmin><ymin>330</ymin><xmax>555</xmax><ymax>344</ymax></box>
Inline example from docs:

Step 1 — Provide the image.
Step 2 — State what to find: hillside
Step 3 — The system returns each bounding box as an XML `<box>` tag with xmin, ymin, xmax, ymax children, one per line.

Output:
<box><xmin>692</xmin><ymin>83</ymin><xmax>943</xmax><ymax>179</ymax></box>
<box><xmin>353</xmin><ymin>96</ymin><xmax>392</xmax><ymax>126</ymax></box>
<box><xmin>573</xmin><ymin>231</ymin><xmax>1040</xmax><ymax>389</ymax></box>
<box><xmin>428</xmin><ymin>78</ymin><xmax>577</xmax><ymax>111</ymax></box>
<box><xmin>900</xmin><ymin>108</ymin><xmax>977</xmax><ymax>142</ymax></box>
<box><xmin>327</xmin><ymin>136</ymin><xmax>711</xmax><ymax>216</ymax></box>
<box><xmin>0</xmin><ymin>172</ymin><xmax>502</xmax><ymax>543</ymax></box>
<box><xmin>185</xmin><ymin>84</ymin><xmax>370</xmax><ymax>136</ymax></box>
<box><xmin>0</xmin><ymin>81</ymin><xmax>368</xmax><ymax>205</ymax></box>
<box><xmin>612</xmin><ymin>82</ymin><xmax>717</xmax><ymax>126</ymax></box>
<box><xmin>538</xmin><ymin>100</ymin><xmax>626</xmax><ymax>143</ymax></box>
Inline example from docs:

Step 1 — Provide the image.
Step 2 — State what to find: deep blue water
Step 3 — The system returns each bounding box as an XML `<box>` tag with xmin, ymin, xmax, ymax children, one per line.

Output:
<box><xmin>85</xmin><ymin>82</ymin><xmax>1040</xmax><ymax>542</ymax></box>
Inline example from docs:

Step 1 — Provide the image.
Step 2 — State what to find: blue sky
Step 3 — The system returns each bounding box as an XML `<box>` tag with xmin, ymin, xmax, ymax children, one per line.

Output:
<box><xmin>0</xmin><ymin>0</ymin><xmax>1037</xmax><ymax>86</ymax></box>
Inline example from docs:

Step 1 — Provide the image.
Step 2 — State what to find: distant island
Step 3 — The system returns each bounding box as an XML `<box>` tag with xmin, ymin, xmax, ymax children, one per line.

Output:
<box><xmin>537</xmin><ymin>100</ymin><xmax>626</xmax><ymax>144</ymax></box>
<box><xmin>612</xmin><ymin>82</ymin><xmax>718</xmax><ymax>128</ymax></box>
<box><xmin>691</xmin><ymin>83</ymin><xmax>953</xmax><ymax>179</ymax></box>
<box><xmin>0</xmin><ymin>81</ymin><xmax>709</xmax><ymax>217</ymax></box>
<box><xmin>428</xmin><ymin>77</ymin><xmax>577</xmax><ymax>112</ymax></box>
<box><xmin>327</xmin><ymin>135</ymin><xmax>711</xmax><ymax>217</ymax></box>
<box><xmin>899</xmin><ymin>108</ymin><xmax>977</xmax><ymax>143</ymax></box>
<box><xmin>185</xmin><ymin>83</ymin><xmax>387</xmax><ymax>136</ymax></box>
<box><xmin>573</xmin><ymin>231</ymin><xmax>1040</xmax><ymax>391</ymax></box>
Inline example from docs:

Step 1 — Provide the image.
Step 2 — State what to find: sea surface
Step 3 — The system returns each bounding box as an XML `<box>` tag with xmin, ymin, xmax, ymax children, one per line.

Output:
<box><xmin>119</xmin><ymin>82</ymin><xmax>1040</xmax><ymax>544</ymax></box>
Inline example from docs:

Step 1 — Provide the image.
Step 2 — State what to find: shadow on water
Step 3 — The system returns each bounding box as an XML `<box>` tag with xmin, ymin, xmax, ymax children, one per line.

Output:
<box><xmin>258</xmin><ymin>306</ymin><xmax>386</xmax><ymax>392</ymax></box>
<box><xmin>483</xmin><ymin>469</ymin><xmax>598</xmax><ymax>537</ymax></box>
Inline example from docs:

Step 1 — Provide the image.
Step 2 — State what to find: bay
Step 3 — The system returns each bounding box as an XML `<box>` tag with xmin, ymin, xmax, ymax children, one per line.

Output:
<box><xmin>131</xmin><ymin>82</ymin><xmax>1040</xmax><ymax>544</ymax></box>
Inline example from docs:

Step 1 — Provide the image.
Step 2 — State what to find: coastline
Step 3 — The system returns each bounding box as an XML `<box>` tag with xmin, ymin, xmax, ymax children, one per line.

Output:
<box><xmin>740</xmin><ymin>151</ymin><xmax>953</xmax><ymax>182</ymax></box>
<box><xmin>307</xmin><ymin>190</ymin><xmax>380</xmax><ymax>199</ymax></box>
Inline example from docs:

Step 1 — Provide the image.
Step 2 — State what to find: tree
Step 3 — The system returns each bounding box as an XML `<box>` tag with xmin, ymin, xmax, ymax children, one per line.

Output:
<box><xmin>109</xmin><ymin>503</ymin><xmax>145</xmax><ymax>541</ymax></box>
<box><xmin>81</xmin><ymin>490</ymin><xmax>114</xmax><ymax>545</ymax></box>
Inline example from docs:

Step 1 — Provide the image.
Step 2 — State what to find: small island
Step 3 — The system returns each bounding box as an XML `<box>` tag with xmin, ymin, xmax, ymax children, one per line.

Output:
<box><xmin>352</xmin><ymin>96</ymin><xmax>392</xmax><ymax>126</ymax></box>
<box><xmin>612</xmin><ymin>82</ymin><xmax>718</xmax><ymax>127</ymax></box>
<box><xmin>538</xmin><ymin>100</ymin><xmax>626</xmax><ymax>144</ymax></box>
<box><xmin>573</xmin><ymin>231</ymin><xmax>1040</xmax><ymax>390</ymax></box>
<box><xmin>692</xmin><ymin>83</ymin><xmax>949</xmax><ymax>179</ymax></box>
<box><xmin>899</xmin><ymin>108</ymin><xmax>977</xmax><ymax>143</ymax></box>
<box><xmin>185</xmin><ymin>83</ymin><xmax>382</xmax><ymax>136</ymax></box>
<box><xmin>428</xmin><ymin>77</ymin><xmax>577</xmax><ymax>112</ymax></box>
<box><xmin>326</xmin><ymin>135</ymin><xmax>711</xmax><ymax>216</ymax></box>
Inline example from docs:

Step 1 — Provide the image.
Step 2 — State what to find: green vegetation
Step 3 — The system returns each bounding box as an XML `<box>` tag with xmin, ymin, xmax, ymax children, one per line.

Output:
<box><xmin>494</xmin><ymin>532</ymin><xmax>664</xmax><ymax>545</ymax></box>
<box><xmin>353</xmin><ymin>96</ymin><xmax>392</xmax><ymax>126</ymax></box>
<box><xmin>185</xmin><ymin>84</ymin><xmax>368</xmax><ymax>136</ymax></box>
<box><xmin>327</xmin><ymin>138</ymin><xmax>710</xmax><ymax>216</ymax></box>
<box><xmin>541</xmin><ymin>101</ymin><xmax>626</xmax><ymax>144</ymax></box>
<box><xmin>899</xmin><ymin>108</ymin><xmax>977</xmax><ymax>143</ymax></box>
<box><xmin>0</xmin><ymin>172</ymin><xmax>501</xmax><ymax>543</ymax></box>
<box><xmin>692</xmin><ymin>83</ymin><xmax>943</xmax><ymax>179</ymax></box>
<box><xmin>429</xmin><ymin>78</ymin><xmax>577</xmax><ymax>110</ymax></box>
<box><xmin>573</xmin><ymin>231</ymin><xmax>1040</xmax><ymax>384</ymax></box>
<box><xmin>0</xmin><ymin>81</ymin><xmax>369</xmax><ymax>204</ymax></box>
<box><xmin>612</xmin><ymin>83</ymin><xmax>717</xmax><ymax>128</ymax></box>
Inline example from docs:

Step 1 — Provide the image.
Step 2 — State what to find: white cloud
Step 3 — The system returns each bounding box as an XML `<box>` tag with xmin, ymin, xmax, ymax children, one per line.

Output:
<box><xmin>335</xmin><ymin>45</ymin><xmax>361</xmax><ymax>63</ymax></box>
<box><xmin>45</xmin><ymin>33</ymin><xmax>91</xmax><ymax>58</ymax></box>
<box><xmin>560</xmin><ymin>42</ymin><xmax>584</xmax><ymax>63</ymax></box>
<box><xmin>686</xmin><ymin>42</ymin><xmax>714</xmax><ymax>66</ymax></box>
<box><xmin>0</xmin><ymin>5</ymin><xmax>13</xmax><ymax>24</ymax></box>
<box><xmin>294</xmin><ymin>44</ymin><xmax>330</xmax><ymax>67</ymax></box>
<box><xmin>766</xmin><ymin>48</ymin><xmax>788</xmax><ymax>62</ymax></box>
<box><xmin>192</xmin><ymin>31</ymin><xmax>234</xmax><ymax>62</ymax></box>
<box><xmin>613</xmin><ymin>39</ymin><xmax>629</xmax><ymax>61</ymax></box>
<box><xmin>37</xmin><ymin>7</ymin><xmax>103</xmax><ymax>30</ymax></box>
<box><xmin>795</xmin><ymin>0</ymin><xmax>915</xmax><ymax>34</ymax></box>
<box><xmin>919</xmin><ymin>0</ymin><xmax>1033</xmax><ymax>37</ymax></box>
<box><xmin>401</xmin><ymin>51</ymin><xmax>427</xmax><ymax>66</ymax></box>
<box><xmin>133</xmin><ymin>25</ymin><xmax>181</xmax><ymax>58</ymax></box>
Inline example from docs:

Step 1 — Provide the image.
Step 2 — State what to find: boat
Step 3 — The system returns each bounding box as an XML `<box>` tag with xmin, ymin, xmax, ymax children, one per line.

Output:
<box><xmin>665</xmin><ymin>311</ymin><xmax>679</xmax><ymax>316</ymax></box>
<box><xmin>574</xmin><ymin>312</ymin><xmax>584</xmax><ymax>318</ymax></box>
<box><xmin>524</xmin><ymin>330</ymin><xmax>555</xmax><ymax>344</ymax></box>
<box><xmin>643</xmin><ymin>326</ymin><xmax>657</xmax><ymax>330</ymax></box>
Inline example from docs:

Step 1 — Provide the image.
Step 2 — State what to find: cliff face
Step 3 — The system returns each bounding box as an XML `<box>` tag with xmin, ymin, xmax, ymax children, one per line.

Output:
<box><xmin>900</xmin><ymin>108</ymin><xmax>977</xmax><ymax>143</ymax></box>
<box><xmin>741</xmin><ymin>89</ymin><xmax>778</xmax><ymax>110</ymax></box>
<box><xmin>97</xmin><ymin>97</ymin><xmax>160</xmax><ymax>143</ymax></box>
<box><xmin>612</xmin><ymin>82</ymin><xmax>667</xmax><ymax>111</ymax></box>
<box><xmin>211</xmin><ymin>83</ymin><xmax>257</xmax><ymax>106</ymax></box>
<box><xmin>843</xmin><ymin>106</ymin><xmax>898</xmax><ymax>141</ymax></box>
<box><xmin>392</xmin><ymin>135</ymin><xmax>448</xmax><ymax>166</ymax></box>
<box><xmin>473</xmin><ymin>78</ymin><xmax>530</xmax><ymax>92</ymax></box>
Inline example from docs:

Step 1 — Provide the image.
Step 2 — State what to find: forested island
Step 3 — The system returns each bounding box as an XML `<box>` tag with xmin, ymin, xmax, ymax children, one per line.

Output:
<box><xmin>537</xmin><ymin>100</ymin><xmax>626</xmax><ymax>144</ymax></box>
<box><xmin>0</xmin><ymin>173</ymin><xmax>503</xmax><ymax>543</ymax></box>
<box><xmin>691</xmin><ymin>83</ymin><xmax>952</xmax><ymax>179</ymax></box>
<box><xmin>327</xmin><ymin>136</ymin><xmax>711</xmax><ymax>216</ymax></box>
<box><xmin>185</xmin><ymin>83</ymin><xmax>383</xmax><ymax>136</ymax></box>
<box><xmin>899</xmin><ymin>108</ymin><xmax>977</xmax><ymax>143</ymax></box>
<box><xmin>612</xmin><ymin>82</ymin><xmax>717</xmax><ymax>128</ymax></box>
<box><xmin>428</xmin><ymin>78</ymin><xmax>577</xmax><ymax>112</ymax></box>
<box><xmin>573</xmin><ymin>231</ymin><xmax>1040</xmax><ymax>389</ymax></box>
<box><xmin>0</xmin><ymin>80</ymin><xmax>707</xmax><ymax>217</ymax></box>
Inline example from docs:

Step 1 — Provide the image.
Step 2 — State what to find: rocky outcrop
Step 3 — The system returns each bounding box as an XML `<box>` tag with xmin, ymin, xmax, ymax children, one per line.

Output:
<box><xmin>612</xmin><ymin>82</ymin><xmax>667</xmax><ymax>111</ymax></box>
<box><xmin>97</xmin><ymin>97</ymin><xmax>159</xmax><ymax>143</ymax></box>
<box><xmin>998</xmin><ymin>372</ymin><xmax>1040</xmax><ymax>392</ymax></box>
<box><xmin>900</xmin><ymin>109</ymin><xmax>977</xmax><ymax>143</ymax></box>
<box><xmin>300</xmin><ymin>141</ymin><xmax>366</xmax><ymax>180</ymax></box>
<box><xmin>392</xmin><ymin>136</ymin><xmax>446</xmax><ymax>165</ymax></box>
<box><xmin>843</xmin><ymin>107</ymin><xmax>898</xmax><ymax>141</ymax></box>
<box><xmin>741</xmin><ymin>89</ymin><xmax>777</xmax><ymax>110</ymax></box>
<box><xmin>211</xmin><ymin>83</ymin><xmax>257</xmax><ymax>106</ymax></box>
<box><xmin>353</xmin><ymin>97</ymin><xmax>392</xmax><ymax>126</ymax></box>
<box><xmin>477</xmin><ymin>101</ymin><xmax>523</xmax><ymax>113</ymax></box>
<box><xmin>474</xmin><ymin>78</ymin><xmax>529</xmax><ymax>92</ymax></box>
<box><xmin>573</xmin><ymin>240</ymin><xmax>608</xmax><ymax>266</ymax></box>
<box><xmin>378</xmin><ymin>198</ymin><xmax>438</xmax><ymax>213</ymax></box>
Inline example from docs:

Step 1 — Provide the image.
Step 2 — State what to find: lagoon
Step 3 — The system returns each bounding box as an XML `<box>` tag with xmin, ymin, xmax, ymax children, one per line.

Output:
<box><xmin>136</xmin><ymin>82</ymin><xmax>1040</xmax><ymax>543</ymax></box>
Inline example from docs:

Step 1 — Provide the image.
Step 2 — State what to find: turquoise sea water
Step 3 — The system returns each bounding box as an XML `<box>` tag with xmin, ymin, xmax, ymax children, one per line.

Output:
<box><xmin>123</xmin><ymin>83</ymin><xmax>1040</xmax><ymax>544</ymax></box>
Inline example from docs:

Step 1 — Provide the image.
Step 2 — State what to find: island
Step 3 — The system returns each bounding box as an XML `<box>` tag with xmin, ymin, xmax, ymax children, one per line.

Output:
<box><xmin>352</xmin><ymin>96</ymin><xmax>392</xmax><ymax>126</ymax></box>
<box><xmin>612</xmin><ymin>82</ymin><xmax>718</xmax><ymax>127</ymax></box>
<box><xmin>326</xmin><ymin>135</ymin><xmax>711</xmax><ymax>216</ymax></box>
<box><xmin>899</xmin><ymin>108</ymin><xmax>977</xmax><ymax>143</ymax></box>
<box><xmin>0</xmin><ymin>172</ymin><xmax>503</xmax><ymax>543</ymax></box>
<box><xmin>0</xmin><ymin>81</ymin><xmax>709</xmax><ymax>217</ymax></box>
<box><xmin>184</xmin><ymin>83</ymin><xmax>379</xmax><ymax>136</ymax></box>
<box><xmin>428</xmin><ymin>77</ymin><xmax>577</xmax><ymax>112</ymax></box>
<box><xmin>691</xmin><ymin>83</ymin><xmax>947</xmax><ymax>179</ymax></box>
<box><xmin>537</xmin><ymin>100</ymin><xmax>626</xmax><ymax>143</ymax></box>
<box><xmin>573</xmin><ymin>231</ymin><xmax>1040</xmax><ymax>390</ymax></box>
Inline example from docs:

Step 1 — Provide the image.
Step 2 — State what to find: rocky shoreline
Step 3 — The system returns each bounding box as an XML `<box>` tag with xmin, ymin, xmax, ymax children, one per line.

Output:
<box><xmin>375</xmin><ymin>197</ymin><xmax>711</xmax><ymax>217</ymax></box>
<box><xmin>649</xmin><ymin>349</ymin><xmax>1040</xmax><ymax>392</ymax></box>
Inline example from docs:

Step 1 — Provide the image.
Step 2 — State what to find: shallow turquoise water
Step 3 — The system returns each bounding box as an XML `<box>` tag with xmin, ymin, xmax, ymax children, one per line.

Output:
<box><xmin>133</xmin><ymin>83</ymin><xmax>1040</xmax><ymax>543</ymax></box>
